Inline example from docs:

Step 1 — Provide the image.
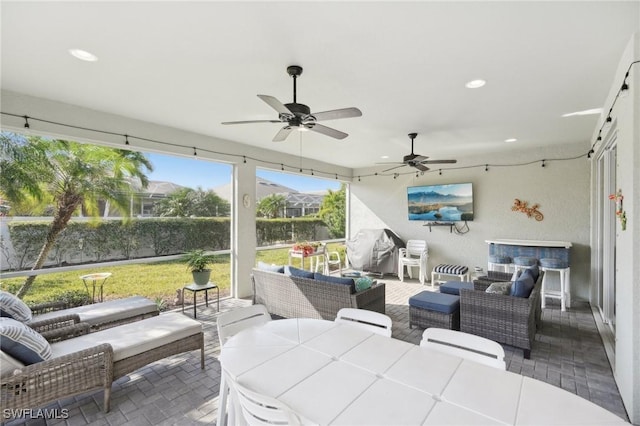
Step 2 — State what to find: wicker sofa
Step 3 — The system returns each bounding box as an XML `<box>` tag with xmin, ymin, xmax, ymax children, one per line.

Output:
<box><xmin>252</xmin><ymin>268</ymin><xmax>386</xmax><ymax>320</ymax></box>
<box><xmin>459</xmin><ymin>271</ymin><xmax>543</xmax><ymax>359</ymax></box>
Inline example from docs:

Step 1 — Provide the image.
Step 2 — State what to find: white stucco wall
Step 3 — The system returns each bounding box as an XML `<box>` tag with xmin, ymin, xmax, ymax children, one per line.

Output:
<box><xmin>351</xmin><ymin>142</ymin><xmax>591</xmax><ymax>300</ymax></box>
<box><xmin>592</xmin><ymin>32</ymin><xmax>640</xmax><ymax>424</ymax></box>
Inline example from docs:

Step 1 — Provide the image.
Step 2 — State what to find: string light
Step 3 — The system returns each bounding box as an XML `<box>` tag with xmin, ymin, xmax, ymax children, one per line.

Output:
<box><xmin>358</xmin><ymin>176</ymin><xmax>361</xmax><ymax>181</ymax></box>
<box><xmin>311</xmin><ymin>169</ymin><xmax>314</xmax><ymax>176</ymax></box>
<box><xmin>439</xmin><ymin>169</ymin><xmax>442</xmax><ymax>176</ymax></box>
<box><xmin>124</xmin><ymin>134</ymin><xmax>130</xmax><ymax>145</ymax></box>
<box><xmin>243</xmin><ymin>156</ymin><xmax>246</xmax><ymax>164</ymax></box>
<box><xmin>485</xmin><ymin>164</ymin><xmax>489</xmax><ymax>172</ymax></box>
<box><xmin>193</xmin><ymin>147</ymin><xmax>197</xmax><ymax>157</ymax></box>
<box><xmin>541</xmin><ymin>160</ymin><xmax>546</xmax><ymax>168</ymax></box>
<box><xmin>23</xmin><ymin>115</ymin><xmax>30</xmax><ymax>129</ymax></box>
<box><xmin>281</xmin><ymin>164</ymin><xmax>284</xmax><ymax>171</ymax></box>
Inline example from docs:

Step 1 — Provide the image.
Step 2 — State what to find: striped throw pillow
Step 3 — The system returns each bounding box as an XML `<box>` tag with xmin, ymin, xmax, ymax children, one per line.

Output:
<box><xmin>0</xmin><ymin>291</ymin><xmax>33</xmax><ymax>322</ymax></box>
<box><xmin>0</xmin><ymin>318</ymin><xmax>52</xmax><ymax>365</ymax></box>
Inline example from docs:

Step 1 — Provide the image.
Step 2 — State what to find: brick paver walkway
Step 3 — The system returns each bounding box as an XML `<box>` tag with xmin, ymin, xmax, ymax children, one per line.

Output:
<box><xmin>6</xmin><ymin>278</ymin><xmax>629</xmax><ymax>425</ymax></box>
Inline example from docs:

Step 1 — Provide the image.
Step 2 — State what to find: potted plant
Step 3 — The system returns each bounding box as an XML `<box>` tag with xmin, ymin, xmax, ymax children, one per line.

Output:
<box><xmin>182</xmin><ymin>249</ymin><xmax>217</xmax><ymax>285</ymax></box>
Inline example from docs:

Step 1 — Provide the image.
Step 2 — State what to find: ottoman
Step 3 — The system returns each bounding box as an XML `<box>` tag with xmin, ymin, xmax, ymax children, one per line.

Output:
<box><xmin>409</xmin><ymin>291</ymin><xmax>460</xmax><ymax>330</ymax></box>
<box><xmin>431</xmin><ymin>264</ymin><xmax>470</xmax><ymax>285</ymax></box>
<box><xmin>439</xmin><ymin>281</ymin><xmax>474</xmax><ymax>296</ymax></box>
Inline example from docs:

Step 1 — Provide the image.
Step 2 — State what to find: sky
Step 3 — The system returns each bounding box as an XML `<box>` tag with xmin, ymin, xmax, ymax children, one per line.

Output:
<box><xmin>146</xmin><ymin>153</ymin><xmax>341</xmax><ymax>192</ymax></box>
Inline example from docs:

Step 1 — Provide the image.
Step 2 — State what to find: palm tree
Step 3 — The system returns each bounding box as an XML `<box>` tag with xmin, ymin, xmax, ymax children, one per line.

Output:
<box><xmin>0</xmin><ymin>132</ymin><xmax>153</xmax><ymax>297</ymax></box>
<box><xmin>257</xmin><ymin>194</ymin><xmax>287</xmax><ymax>219</ymax></box>
<box><xmin>318</xmin><ymin>184</ymin><xmax>346</xmax><ymax>238</ymax></box>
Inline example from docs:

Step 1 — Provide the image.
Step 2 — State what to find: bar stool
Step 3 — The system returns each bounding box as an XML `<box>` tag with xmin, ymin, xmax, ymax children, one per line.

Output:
<box><xmin>513</xmin><ymin>256</ymin><xmax>538</xmax><ymax>274</ymax></box>
<box><xmin>539</xmin><ymin>258</ymin><xmax>571</xmax><ymax>311</ymax></box>
<box><xmin>488</xmin><ymin>255</ymin><xmax>512</xmax><ymax>273</ymax></box>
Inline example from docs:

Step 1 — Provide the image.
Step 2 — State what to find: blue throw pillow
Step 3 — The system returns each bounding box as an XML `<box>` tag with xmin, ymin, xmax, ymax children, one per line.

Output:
<box><xmin>0</xmin><ymin>291</ymin><xmax>33</xmax><ymax>322</ymax></box>
<box><xmin>257</xmin><ymin>261</ymin><xmax>285</xmax><ymax>273</ymax></box>
<box><xmin>526</xmin><ymin>265</ymin><xmax>540</xmax><ymax>282</ymax></box>
<box><xmin>510</xmin><ymin>273</ymin><xmax>535</xmax><ymax>298</ymax></box>
<box><xmin>314</xmin><ymin>273</ymin><xmax>356</xmax><ymax>293</ymax></box>
<box><xmin>285</xmin><ymin>265</ymin><xmax>315</xmax><ymax>279</ymax></box>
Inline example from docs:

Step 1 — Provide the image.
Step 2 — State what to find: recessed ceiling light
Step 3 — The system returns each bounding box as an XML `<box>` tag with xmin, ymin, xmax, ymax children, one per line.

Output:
<box><xmin>505</xmin><ymin>138</ymin><xmax>517</xmax><ymax>143</ymax></box>
<box><xmin>465</xmin><ymin>79</ymin><xmax>486</xmax><ymax>89</ymax></box>
<box><xmin>561</xmin><ymin>108</ymin><xmax>603</xmax><ymax>117</ymax></box>
<box><xmin>380</xmin><ymin>155</ymin><xmax>389</xmax><ymax>159</ymax></box>
<box><xmin>68</xmin><ymin>48</ymin><xmax>98</xmax><ymax>62</ymax></box>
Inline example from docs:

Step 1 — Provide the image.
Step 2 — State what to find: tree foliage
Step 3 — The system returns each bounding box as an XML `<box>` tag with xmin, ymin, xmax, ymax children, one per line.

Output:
<box><xmin>153</xmin><ymin>187</ymin><xmax>230</xmax><ymax>217</ymax></box>
<box><xmin>318</xmin><ymin>183</ymin><xmax>346</xmax><ymax>238</ymax></box>
<box><xmin>257</xmin><ymin>194</ymin><xmax>287</xmax><ymax>219</ymax></box>
<box><xmin>0</xmin><ymin>132</ymin><xmax>153</xmax><ymax>297</ymax></box>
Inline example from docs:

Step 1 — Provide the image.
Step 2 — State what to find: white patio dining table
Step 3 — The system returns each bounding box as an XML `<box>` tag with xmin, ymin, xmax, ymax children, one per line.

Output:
<box><xmin>218</xmin><ymin>318</ymin><xmax>627</xmax><ymax>425</ymax></box>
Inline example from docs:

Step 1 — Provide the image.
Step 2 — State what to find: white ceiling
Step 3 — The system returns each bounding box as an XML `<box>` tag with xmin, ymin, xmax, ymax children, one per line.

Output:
<box><xmin>1</xmin><ymin>1</ymin><xmax>638</xmax><ymax>169</ymax></box>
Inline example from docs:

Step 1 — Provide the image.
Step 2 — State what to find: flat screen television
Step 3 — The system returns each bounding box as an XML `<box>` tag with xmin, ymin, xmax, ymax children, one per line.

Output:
<box><xmin>407</xmin><ymin>183</ymin><xmax>474</xmax><ymax>221</ymax></box>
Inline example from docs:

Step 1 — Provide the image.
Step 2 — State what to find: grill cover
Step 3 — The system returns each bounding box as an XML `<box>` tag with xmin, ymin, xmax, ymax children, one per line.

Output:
<box><xmin>346</xmin><ymin>229</ymin><xmax>405</xmax><ymax>274</ymax></box>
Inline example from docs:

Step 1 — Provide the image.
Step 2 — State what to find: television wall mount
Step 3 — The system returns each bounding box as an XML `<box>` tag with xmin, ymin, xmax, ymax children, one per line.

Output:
<box><xmin>423</xmin><ymin>221</ymin><xmax>470</xmax><ymax>234</ymax></box>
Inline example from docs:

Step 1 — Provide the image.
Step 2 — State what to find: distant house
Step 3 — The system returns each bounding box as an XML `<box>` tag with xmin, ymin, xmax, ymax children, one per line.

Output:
<box><xmin>101</xmin><ymin>180</ymin><xmax>188</xmax><ymax>217</ymax></box>
<box><xmin>214</xmin><ymin>177</ymin><xmax>326</xmax><ymax>217</ymax></box>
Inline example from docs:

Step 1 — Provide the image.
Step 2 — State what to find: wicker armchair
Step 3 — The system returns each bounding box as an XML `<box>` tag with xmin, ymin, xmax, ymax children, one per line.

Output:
<box><xmin>459</xmin><ymin>272</ymin><xmax>543</xmax><ymax>359</ymax></box>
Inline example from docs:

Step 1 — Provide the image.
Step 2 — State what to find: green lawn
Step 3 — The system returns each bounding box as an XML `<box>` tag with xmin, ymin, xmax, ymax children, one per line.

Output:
<box><xmin>1</xmin><ymin>244</ymin><xmax>345</xmax><ymax>310</ymax></box>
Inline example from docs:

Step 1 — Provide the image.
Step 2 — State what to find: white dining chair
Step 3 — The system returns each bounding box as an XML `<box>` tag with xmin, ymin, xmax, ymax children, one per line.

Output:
<box><xmin>217</xmin><ymin>304</ymin><xmax>272</xmax><ymax>426</ymax></box>
<box><xmin>398</xmin><ymin>240</ymin><xmax>429</xmax><ymax>285</ymax></box>
<box><xmin>230</xmin><ymin>379</ymin><xmax>302</xmax><ymax>426</ymax></box>
<box><xmin>217</xmin><ymin>304</ymin><xmax>272</xmax><ymax>346</ymax></box>
<box><xmin>335</xmin><ymin>308</ymin><xmax>393</xmax><ymax>337</ymax></box>
<box><xmin>420</xmin><ymin>328</ymin><xmax>506</xmax><ymax>370</ymax></box>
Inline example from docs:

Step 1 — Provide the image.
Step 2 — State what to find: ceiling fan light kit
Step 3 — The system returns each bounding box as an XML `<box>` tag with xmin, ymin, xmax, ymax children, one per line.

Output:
<box><xmin>222</xmin><ymin>65</ymin><xmax>362</xmax><ymax>142</ymax></box>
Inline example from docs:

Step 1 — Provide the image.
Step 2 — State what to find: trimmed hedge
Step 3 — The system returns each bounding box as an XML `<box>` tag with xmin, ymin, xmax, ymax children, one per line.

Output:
<box><xmin>4</xmin><ymin>217</ymin><xmax>330</xmax><ymax>270</ymax></box>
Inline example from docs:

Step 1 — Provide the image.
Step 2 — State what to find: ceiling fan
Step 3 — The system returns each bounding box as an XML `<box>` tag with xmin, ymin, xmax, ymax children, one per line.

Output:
<box><xmin>222</xmin><ymin>65</ymin><xmax>362</xmax><ymax>142</ymax></box>
<box><xmin>378</xmin><ymin>133</ymin><xmax>457</xmax><ymax>172</ymax></box>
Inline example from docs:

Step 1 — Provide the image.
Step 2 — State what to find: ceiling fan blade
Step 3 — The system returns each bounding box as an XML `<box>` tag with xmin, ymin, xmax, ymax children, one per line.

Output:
<box><xmin>311</xmin><ymin>107</ymin><xmax>362</xmax><ymax>121</ymax></box>
<box><xmin>414</xmin><ymin>164</ymin><xmax>430</xmax><ymax>172</ymax></box>
<box><xmin>221</xmin><ymin>120</ymin><xmax>282</xmax><ymax>125</ymax></box>
<box><xmin>380</xmin><ymin>164</ymin><xmax>406</xmax><ymax>173</ymax></box>
<box><xmin>412</xmin><ymin>155</ymin><xmax>428</xmax><ymax>162</ymax></box>
<box><xmin>273</xmin><ymin>126</ymin><xmax>293</xmax><ymax>142</ymax></box>
<box><xmin>420</xmin><ymin>159</ymin><xmax>458</xmax><ymax>164</ymax></box>
<box><xmin>375</xmin><ymin>161</ymin><xmax>405</xmax><ymax>165</ymax></box>
<box><xmin>306</xmin><ymin>123</ymin><xmax>348</xmax><ymax>140</ymax></box>
<box><xmin>257</xmin><ymin>94</ymin><xmax>292</xmax><ymax>115</ymax></box>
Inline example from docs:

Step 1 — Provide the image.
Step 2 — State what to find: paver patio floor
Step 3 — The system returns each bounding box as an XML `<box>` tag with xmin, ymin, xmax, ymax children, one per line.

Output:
<box><xmin>5</xmin><ymin>277</ymin><xmax>629</xmax><ymax>425</ymax></box>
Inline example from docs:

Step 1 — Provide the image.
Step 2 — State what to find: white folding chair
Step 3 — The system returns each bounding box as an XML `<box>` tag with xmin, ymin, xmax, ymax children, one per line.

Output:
<box><xmin>335</xmin><ymin>308</ymin><xmax>392</xmax><ymax>337</ymax></box>
<box><xmin>230</xmin><ymin>379</ymin><xmax>302</xmax><ymax>426</ymax></box>
<box><xmin>420</xmin><ymin>328</ymin><xmax>506</xmax><ymax>370</ymax></box>
<box><xmin>217</xmin><ymin>304</ymin><xmax>272</xmax><ymax>426</ymax></box>
<box><xmin>398</xmin><ymin>240</ymin><xmax>429</xmax><ymax>285</ymax></box>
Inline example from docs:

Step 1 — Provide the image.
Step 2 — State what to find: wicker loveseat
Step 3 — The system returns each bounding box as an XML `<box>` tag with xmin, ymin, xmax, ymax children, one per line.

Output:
<box><xmin>459</xmin><ymin>271</ymin><xmax>543</xmax><ymax>359</ymax></box>
<box><xmin>252</xmin><ymin>268</ymin><xmax>386</xmax><ymax>320</ymax></box>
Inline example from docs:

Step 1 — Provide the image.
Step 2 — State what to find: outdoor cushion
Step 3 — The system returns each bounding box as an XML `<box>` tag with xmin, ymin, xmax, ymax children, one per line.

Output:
<box><xmin>314</xmin><ymin>273</ymin><xmax>355</xmax><ymax>293</ymax></box>
<box><xmin>285</xmin><ymin>265</ymin><xmax>315</xmax><ymax>279</ymax></box>
<box><xmin>440</xmin><ymin>281</ymin><xmax>474</xmax><ymax>296</ymax></box>
<box><xmin>0</xmin><ymin>291</ymin><xmax>33</xmax><ymax>322</ymax></box>
<box><xmin>257</xmin><ymin>261</ymin><xmax>285</xmax><ymax>273</ymax></box>
<box><xmin>0</xmin><ymin>318</ymin><xmax>52</xmax><ymax>365</ymax></box>
<box><xmin>30</xmin><ymin>296</ymin><xmax>158</xmax><ymax>327</ymax></box>
<box><xmin>513</xmin><ymin>256</ymin><xmax>538</xmax><ymax>267</ymax></box>
<box><xmin>520</xmin><ymin>265</ymin><xmax>540</xmax><ymax>284</ymax></box>
<box><xmin>0</xmin><ymin>350</ymin><xmax>24</xmax><ymax>378</ymax></box>
<box><xmin>408</xmin><ymin>291</ymin><xmax>460</xmax><ymax>314</ymax></box>
<box><xmin>539</xmin><ymin>258</ymin><xmax>568</xmax><ymax>269</ymax></box>
<box><xmin>49</xmin><ymin>312</ymin><xmax>201</xmax><ymax>362</ymax></box>
<box><xmin>488</xmin><ymin>255</ymin><xmax>512</xmax><ymax>265</ymax></box>
<box><xmin>510</xmin><ymin>273</ymin><xmax>535</xmax><ymax>298</ymax></box>
<box><xmin>486</xmin><ymin>282</ymin><xmax>512</xmax><ymax>295</ymax></box>
<box><xmin>433</xmin><ymin>264</ymin><xmax>469</xmax><ymax>275</ymax></box>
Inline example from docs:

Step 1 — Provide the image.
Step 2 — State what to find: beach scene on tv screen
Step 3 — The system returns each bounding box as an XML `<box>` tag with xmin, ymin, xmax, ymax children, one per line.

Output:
<box><xmin>408</xmin><ymin>183</ymin><xmax>474</xmax><ymax>221</ymax></box>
